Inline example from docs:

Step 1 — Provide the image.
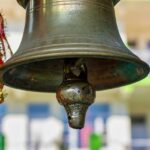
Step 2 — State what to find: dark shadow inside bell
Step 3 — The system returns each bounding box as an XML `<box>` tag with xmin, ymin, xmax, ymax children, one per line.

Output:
<box><xmin>2</xmin><ymin>57</ymin><xmax>149</xmax><ymax>92</ymax></box>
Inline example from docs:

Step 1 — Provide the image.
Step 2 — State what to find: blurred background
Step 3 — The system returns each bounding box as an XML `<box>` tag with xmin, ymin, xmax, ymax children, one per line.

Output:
<box><xmin>0</xmin><ymin>0</ymin><xmax>150</xmax><ymax>150</ymax></box>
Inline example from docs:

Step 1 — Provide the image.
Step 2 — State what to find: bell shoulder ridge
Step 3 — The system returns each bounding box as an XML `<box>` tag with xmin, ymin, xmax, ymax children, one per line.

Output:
<box><xmin>17</xmin><ymin>0</ymin><xmax>120</xmax><ymax>8</ymax></box>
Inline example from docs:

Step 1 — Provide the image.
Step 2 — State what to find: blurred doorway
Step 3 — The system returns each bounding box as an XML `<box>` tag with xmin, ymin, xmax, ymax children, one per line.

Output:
<box><xmin>131</xmin><ymin>116</ymin><xmax>148</xmax><ymax>150</ymax></box>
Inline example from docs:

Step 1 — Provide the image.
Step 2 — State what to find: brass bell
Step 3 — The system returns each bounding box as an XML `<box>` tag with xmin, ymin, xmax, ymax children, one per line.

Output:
<box><xmin>0</xmin><ymin>0</ymin><xmax>149</xmax><ymax>128</ymax></box>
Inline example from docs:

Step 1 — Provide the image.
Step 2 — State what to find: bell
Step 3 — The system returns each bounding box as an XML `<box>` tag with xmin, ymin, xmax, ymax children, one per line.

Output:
<box><xmin>0</xmin><ymin>0</ymin><xmax>149</xmax><ymax>128</ymax></box>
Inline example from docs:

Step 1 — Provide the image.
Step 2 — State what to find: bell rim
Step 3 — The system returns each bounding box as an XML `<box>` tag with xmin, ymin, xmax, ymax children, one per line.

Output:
<box><xmin>2</xmin><ymin>43</ymin><xmax>148</xmax><ymax>67</ymax></box>
<box><xmin>0</xmin><ymin>46</ymin><xmax>149</xmax><ymax>92</ymax></box>
<box><xmin>17</xmin><ymin>0</ymin><xmax>120</xmax><ymax>8</ymax></box>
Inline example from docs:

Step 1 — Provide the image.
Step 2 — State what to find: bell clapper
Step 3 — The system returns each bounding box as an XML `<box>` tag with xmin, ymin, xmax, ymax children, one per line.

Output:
<box><xmin>56</xmin><ymin>59</ymin><xmax>96</xmax><ymax>129</ymax></box>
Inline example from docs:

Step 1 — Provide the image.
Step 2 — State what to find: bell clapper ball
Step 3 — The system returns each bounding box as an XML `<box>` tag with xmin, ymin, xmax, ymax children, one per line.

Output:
<box><xmin>56</xmin><ymin>58</ymin><xmax>96</xmax><ymax>129</ymax></box>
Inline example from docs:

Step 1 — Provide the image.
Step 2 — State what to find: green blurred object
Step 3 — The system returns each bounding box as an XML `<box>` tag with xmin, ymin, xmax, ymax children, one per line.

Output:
<box><xmin>0</xmin><ymin>134</ymin><xmax>5</xmax><ymax>150</ymax></box>
<box><xmin>123</xmin><ymin>76</ymin><xmax>150</xmax><ymax>93</ymax></box>
<box><xmin>89</xmin><ymin>133</ymin><xmax>103</xmax><ymax>150</ymax></box>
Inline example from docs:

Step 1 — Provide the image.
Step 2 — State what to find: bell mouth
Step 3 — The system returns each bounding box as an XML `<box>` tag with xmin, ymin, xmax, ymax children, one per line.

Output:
<box><xmin>0</xmin><ymin>50</ymin><xmax>149</xmax><ymax>92</ymax></box>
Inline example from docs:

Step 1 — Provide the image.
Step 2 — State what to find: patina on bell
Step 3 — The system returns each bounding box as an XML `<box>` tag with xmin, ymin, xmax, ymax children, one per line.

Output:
<box><xmin>0</xmin><ymin>0</ymin><xmax>149</xmax><ymax>128</ymax></box>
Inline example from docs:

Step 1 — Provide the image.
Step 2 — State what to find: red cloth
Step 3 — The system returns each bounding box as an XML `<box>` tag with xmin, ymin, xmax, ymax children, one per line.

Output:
<box><xmin>0</xmin><ymin>59</ymin><xmax>3</xmax><ymax>65</ymax></box>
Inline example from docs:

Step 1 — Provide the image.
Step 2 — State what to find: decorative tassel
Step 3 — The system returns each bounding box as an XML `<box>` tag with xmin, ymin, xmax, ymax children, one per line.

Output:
<box><xmin>0</xmin><ymin>13</ymin><xmax>13</xmax><ymax>104</ymax></box>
